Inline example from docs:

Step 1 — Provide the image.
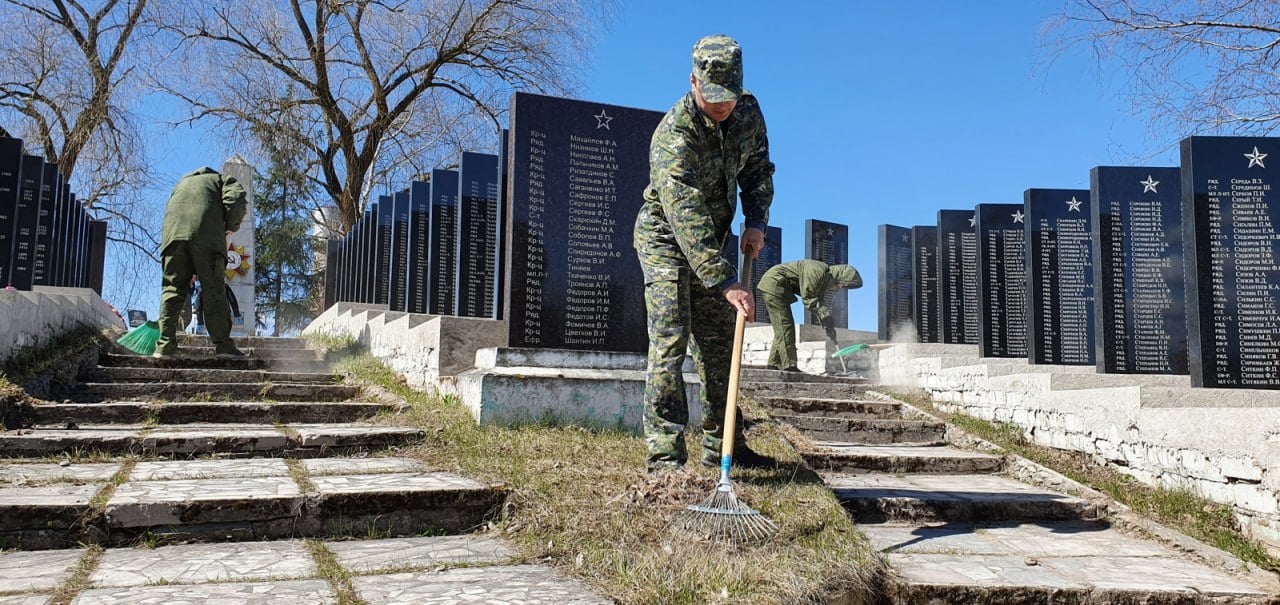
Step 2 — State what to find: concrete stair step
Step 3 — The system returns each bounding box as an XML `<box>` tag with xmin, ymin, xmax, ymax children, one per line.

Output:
<box><xmin>827</xmin><ymin>472</ymin><xmax>1101</xmax><ymax>524</ymax></box>
<box><xmin>68</xmin><ymin>382</ymin><xmax>361</xmax><ymax>403</ymax></box>
<box><xmin>27</xmin><ymin>401</ymin><xmax>400</xmax><ymax>426</ymax></box>
<box><xmin>0</xmin><ymin>423</ymin><xmax>424</xmax><ymax>458</ymax></box>
<box><xmin>755</xmin><ymin>395</ymin><xmax>901</xmax><ymax>419</ymax></box>
<box><xmin>0</xmin><ymin>457</ymin><xmax>504</xmax><ymax>550</ymax></box>
<box><xmin>177</xmin><ymin>335</ymin><xmax>312</xmax><ymax>349</ymax></box>
<box><xmin>773</xmin><ymin>414</ymin><xmax>946</xmax><ymax>444</ymax></box>
<box><xmin>802</xmin><ymin>443</ymin><xmax>1004</xmax><ymax>474</ymax></box>
<box><xmin>743</xmin><ymin>381</ymin><xmax>871</xmax><ymax>400</ymax></box>
<box><xmin>864</xmin><ymin>521</ymin><xmax>1277</xmax><ymax>603</ymax></box>
<box><xmin>156</xmin><ymin>346</ymin><xmax>326</xmax><ymax>361</ymax></box>
<box><xmin>90</xmin><ymin>367</ymin><xmax>341</xmax><ymax>385</ymax></box>
<box><xmin>740</xmin><ymin>369</ymin><xmax>869</xmax><ymax>384</ymax></box>
<box><xmin>100</xmin><ymin>353</ymin><xmax>334</xmax><ymax>374</ymax></box>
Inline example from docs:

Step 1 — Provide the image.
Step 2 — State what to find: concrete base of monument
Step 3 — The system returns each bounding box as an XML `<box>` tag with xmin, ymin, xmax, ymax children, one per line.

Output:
<box><xmin>875</xmin><ymin>342</ymin><xmax>1280</xmax><ymax>556</ymax></box>
<box><xmin>1</xmin><ymin>286</ymin><xmax>124</xmax><ymax>364</ymax></box>
<box><xmin>303</xmin><ymin>303</ymin><xmax>507</xmax><ymax>389</ymax></box>
<box><xmin>451</xmin><ymin>347</ymin><xmax>701</xmax><ymax>435</ymax></box>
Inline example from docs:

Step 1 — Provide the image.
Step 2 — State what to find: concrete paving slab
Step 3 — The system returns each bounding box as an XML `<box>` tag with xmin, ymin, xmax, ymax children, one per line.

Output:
<box><xmin>888</xmin><ymin>553</ymin><xmax>1084</xmax><ymax>588</ymax></box>
<box><xmin>1039</xmin><ymin>555</ymin><xmax>1270</xmax><ymax>595</ymax></box>
<box><xmin>806</xmin><ymin>444</ymin><xmax>1003</xmax><ymax>474</ymax></box>
<box><xmin>0</xmin><ymin>549</ymin><xmax>82</xmax><ymax>592</ymax></box>
<box><xmin>105</xmin><ymin>476</ymin><xmax>302</xmax><ymax>527</ymax></box>
<box><xmin>0</xmin><ymin>595</ymin><xmax>50</xmax><ymax>605</ymax></box>
<box><xmin>827</xmin><ymin>473</ymin><xmax>1097</xmax><ymax>523</ymax></box>
<box><xmin>153</xmin><ymin>402</ymin><xmax>390</xmax><ymax>425</ymax></box>
<box><xmin>0</xmin><ymin>483</ymin><xmax>100</xmax><ymax>530</ymax></box>
<box><xmin>0</xmin><ymin>427</ymin><xmax>141</xmax><ymax>457</ymax></box>
<box><xmin>352</xmin><ymin>564</ymin><xmax>611</xmax><ymax>604</ymax></box>
<box><xmin>325</xmin><ymin>535</ymin><xmax>514</xmax><ymax>573</ymax></box>
<box><xmin>776</xmin><ymin>415</ymin><xmax>945</xmax><ymax>444</ymax></box>
<box><xmin>89</xmin><ymin>541</ymin><xmax>315</xmax><ymax>588</ymax></box>
<box><xmin>978</xmin><ymin>522</ymin><xmax>1173</xmax><ymax>557</ymax></box>
<box><xmin>309</xmin><ymin>472</ymin><xmax>485</xmax><ymax>495</ymax></box>
<box><xmin>861</xmin><ymin>524</ymin><xmax>1009</xmax><ymax>555</ymax></box>
<box><xmin>129</xmin><ymin>459</ymin><xmax>289</xmax><ymax>481</ymax></box>
<box><xmin>0</xmin><ymin>463</ymin><xmax>119</xmax><ymax>485</ymax></box>
<box><xmin>302</xmin><ymin>457</ymin><xmax>427</xmax><ymax>476</ymax></box>
<box><xmin>755</xmin><ymin>396</ymin><xmax>900</xmax><ymax>419</ymax></box>
<box><xmin>72</xmin><ymin>579</ymin><xmax>335</xmax><ymax>604</ymax></box>
<box><xmin>141</xmin><ymin>425</ymin><xmax>288</xmax><ymax>455</ymax></box>
<box><xmin>289</xmin><ymin>425</ymin><xmax>424</xmax><ymax>449</ymax></box>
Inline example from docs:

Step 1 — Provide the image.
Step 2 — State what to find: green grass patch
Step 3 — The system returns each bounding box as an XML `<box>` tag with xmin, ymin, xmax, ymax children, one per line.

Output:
<box><xmin>889</xmin><ymin>389</ymin><xmax>1280</xmax><ymax>572</ymax></box>
<box><xmin>0</xmin><ymin>328</ymin><xmax>111</xmax><ymax>384</ymax></box>
<box><xmin>340</xmin><ymin>354</ymin><xmax>880</xmax><ymax>604</ymax></box>
<box><xmin>303</xmin><ymin>332</ymin><xmax>361</xmax><ymax>361</ymax></box>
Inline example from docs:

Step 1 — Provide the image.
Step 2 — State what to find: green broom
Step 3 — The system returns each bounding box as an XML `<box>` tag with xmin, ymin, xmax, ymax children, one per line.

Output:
<box><xmin>116</xmin><ymin>320</ymin><xmax>161</xmax><ymax>356</ymax></box>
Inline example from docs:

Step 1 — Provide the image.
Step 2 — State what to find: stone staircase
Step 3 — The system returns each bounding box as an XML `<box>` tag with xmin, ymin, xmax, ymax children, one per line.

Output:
<box><xmin>745</xmin><ymin>376</ymin><xmax>1280</xmax><ymax>604</ymax></box>
<box><xmin>0</xmin><ymin>335</ymin><xmax>611</xmax><ymax>604</ymax></box>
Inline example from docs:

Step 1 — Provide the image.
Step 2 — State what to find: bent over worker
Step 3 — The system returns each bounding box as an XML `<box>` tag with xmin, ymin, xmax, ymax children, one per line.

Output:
<box><xmin>757</xmin><ymin>260</ymin><xmax>862</xmax><ymax>372</ymax></box>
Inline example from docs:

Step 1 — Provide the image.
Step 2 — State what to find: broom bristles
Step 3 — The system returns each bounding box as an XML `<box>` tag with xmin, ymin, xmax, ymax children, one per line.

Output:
<box><xmin>670</xmin><ymin>480</ymin><xmax>778</xmax><ymax>545</ymax></box>
<box><xmin>116</xmin><ymin>321</ymin><xmax>161</xmax><ymax>356</ymax></box>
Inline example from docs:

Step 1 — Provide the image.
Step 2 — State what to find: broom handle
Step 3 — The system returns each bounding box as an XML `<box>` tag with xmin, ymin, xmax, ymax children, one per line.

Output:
<box><xmin>720</xmin><ymin>255</ymin><xmax>752</xmax><ymax>469</ymax></box>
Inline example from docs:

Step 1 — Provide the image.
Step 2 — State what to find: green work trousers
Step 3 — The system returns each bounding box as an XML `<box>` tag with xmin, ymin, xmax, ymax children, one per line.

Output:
<box><xmin>764</xmin><ymin>290</ymin><xmax>797</xmax><ymax>370</ymax></box>
<box><xmin>154</xmin><ymin>240</ymin><xmax>234</xmax><ymax>354</ymax></box>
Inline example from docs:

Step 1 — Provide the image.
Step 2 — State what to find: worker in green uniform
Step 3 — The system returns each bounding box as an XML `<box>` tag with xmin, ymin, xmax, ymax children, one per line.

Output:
<box><xmin>757</xmin><ymin>260</ymin><xmax>862</xmax><ymax>372</ymax></box>
<box><xmin>153</xmin><ymin>167</ymin><xmax>248</xmax><ymax>358</ymax></box>
<box><xmin>634</xmin><ymin>34</ymin><xmax>778</xmax><ymax>472</ymax></box>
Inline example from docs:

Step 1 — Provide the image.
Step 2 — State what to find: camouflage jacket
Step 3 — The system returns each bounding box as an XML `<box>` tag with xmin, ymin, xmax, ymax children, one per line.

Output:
<box><xmin>160</xmin><ymin>167</ymin><xmax>248</xmax><ymax>253</ymax></box>
<box><xmin>633</xmin><ymin>90</ymin><xmax>774</xmax><ymax>288</ymax></box>
<box><xmin>758</xmin><ymin>260</ymin><xmax>849</xmax><ymax>327</ymax></box>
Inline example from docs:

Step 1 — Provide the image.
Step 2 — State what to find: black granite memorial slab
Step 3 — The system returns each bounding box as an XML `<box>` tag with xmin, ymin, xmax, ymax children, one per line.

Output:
<box><xmin>87</xmin><ymin>220</ymin><xmax>107</xmax><ymax>294</ymax></box>
<box><xmin>428</xmin><ymin>168</ymin><xmax>459</xmax><ymax>315</ymax></box>
<box><xmin>937</xmin><ymin>210</ymin><xmax>978</xmax><ymax>344</ymax></box>
<box><xmin>1182</xmin><ymin>136</ymin><xmax>1280</xmax><ymax>388</ymax></box>
<box><xmin>32</xmin><ymin>162</ymin><xmax>57</xmax><ymax>285</ymax></box>
<box><xmin>407</xmin><ymin>181</ymin><xmax>430</xmax><ymax>313</ymax></box>
<box><xmin>457</xmin><ymin>152</ymin><xmax>500</xmax><ymax>318</ymax></box>
<box><xmin>389</xmin><ymin>189</ymin><xmax>410</xmax><ymax>312</ymax></box>
<box><xmin>324</xmin><ymin>239</ymin><xmax>338</xmax><ymax>309</ymax></box>
<box><xmin>506</xmin><ymin>92</ymin><xmax>662</xmax><ymax>351</ymax></box>
<box><xmin>497</xmin><ymin>129</ymin><xmax>509</xmax><ymax>320</ymax></box>
<box><xmin>805</xmin><ymin>219</ymin><xmax>850</xmax><ymax>328</ymax></box>
<box><xmin>72</xmin><ymin>202</ymin><xmax>87</xmax><ymax>288</ymax></box>
<box><xmin>357</xmin><ymin>208</ymin><xmax>373</xmax><ymax>303</ymax></box>
<box><xmin>0</xmin><ymin>138</ymin><xmax>21</xmax><ymax>288</ymax></box>
<box><xmin>976</xmin><ymin>203</ymin><xmax>1029</xmax><ymax>358</ymax></box>
<box><xmin>878</xmin><ymin>224</ymin><xmax>914</xmax><ymax>342</ymax></box>
<box><xmin>9</xmin><ymin>155</ymin><xmax>43</xmax><ymax>290</ymax></box>
<box><xmin>750</xmin><ymin>225</ymin><xmax>783</xmax><ymax>324</ymax></box>
<box><xmin>375</xmin><ymin>198</ymin><xmax>392</xmax><ymax>305</ymax></box>
<box><xmin>1091</xmin><ymin>166</ymin><xmax>1187</xmax><ymax>375</ymax></box>
<box><xmin>913</xmin><ymin>226</ymin><xmax>940</xmax><ymax>343</ymax></box>
<box><xmin>53</xmin><ymin>184</ymin><xmax>70</xmax><ymax>286</ymax></box>
<box><xmin>1026</xmin><ymin>188</ymin><xmax>1095</xmax><ymax>365</ymax></box>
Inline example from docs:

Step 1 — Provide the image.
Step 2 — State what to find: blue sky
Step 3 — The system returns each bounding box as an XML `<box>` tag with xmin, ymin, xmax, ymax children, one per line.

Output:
<box><xmin>126</xmin><ymin>0</ymin><xmax>1182</xmax><ymax>333</ymax></box>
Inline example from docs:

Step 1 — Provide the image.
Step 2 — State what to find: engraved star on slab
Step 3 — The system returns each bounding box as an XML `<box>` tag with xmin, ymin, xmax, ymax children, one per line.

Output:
<box><xmin>1066</xmin><ymin>196</ymin><xmax>1082</xmax><ymax>212</ymax></box>
<box><xmin>594</xmin><ymin>109</ymin><xmax>613</xmax><ymax>130</ymax></box>
<box><xmin>1245</xmin><ymin>146</ymin><xmax>1267</xmax><ymax>169</ymax></box>
<box><xmin>1012</xmin><ymin>210</ymin><xmax>1024</xmax><ymax>223</ymax></box>
<box><xmin>968</xmin><ymin>216</ymin><xmax>975</xmax><ymax>227</ymax></box>
<box><xmin>1140</xmin><ymin>175</ymin><xmax>1159</xmax><ymax>193</ymax></box>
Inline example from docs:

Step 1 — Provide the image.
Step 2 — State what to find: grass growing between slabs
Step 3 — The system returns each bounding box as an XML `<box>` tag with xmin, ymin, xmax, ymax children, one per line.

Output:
<box><xmin>888</xmin><ymin>389</ymin><xmax>1280</xmax><ymax>573</ymax></box>
<box><xmin>339</xmin><ymin>354</ymin><xmax>883</xmax><ymax>605</ymax></box>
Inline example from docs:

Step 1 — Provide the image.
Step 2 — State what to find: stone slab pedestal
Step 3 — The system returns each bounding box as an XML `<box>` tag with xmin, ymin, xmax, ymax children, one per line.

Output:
<box><xmin>452</xmin><ymin>348</ymin><xmax>701</xmax><ymax>435</ymax></box>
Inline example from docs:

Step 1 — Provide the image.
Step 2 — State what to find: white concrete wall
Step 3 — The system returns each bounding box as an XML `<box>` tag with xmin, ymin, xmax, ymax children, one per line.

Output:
<box><xmin>0</xmin><ymin>286</ymin><xmax>125</xmax><ymax>364</ymax></box>
<box><xmin>879</xmin><ymin>344</ymin><xmax>1280</xmax><ymax>554</ymax></box>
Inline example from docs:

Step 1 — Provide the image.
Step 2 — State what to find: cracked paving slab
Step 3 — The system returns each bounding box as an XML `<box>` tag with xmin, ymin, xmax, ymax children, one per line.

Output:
<box><xmin>0</xmin><ymin>463</ymin><xmax>120</xmax><ymax>486</ymax></box>
<box><xmin>0</xmin><ymin>595</ymin><xmax>51</xmax><ymax>605</ymax></box>
<box><xmin>128</xmin><ymin>459</ymin><xmax>289</xmax><ymax>481</ymax></box>
<box><xmin>0</xmin><ymin>549</ymin><xmax>82</xmax><ymax>592</ymax></box>
<box><xmin>89</xmin><ymin>541</ymin><xmax>315</xmax><ymax>588</ymax></box>
<box><xmin>105</xmin><ymin>476</ymin><xmax>302</xmax><ymax>527</ymax></box>
<box><xmin>140</xmin><ymin>426</ymin><xmax>289</xmax><ymax>454</ymax></box>
<box><xmin>72</xmin><ymin>579</ymin><xmax>335</xmax><ymax>604</ymax></box>
<box><xmin>309</xmin><ymin>472</ymin><xmax>486</xmax><ymax>495</ymax></box>
<box><xmin>0</xmin><ymin>484</ymin><xmax>100</xmax><ymax>530</ymax></box>
<box><xmin>325</xmin><ymin>536</ymin><xmax>515</xmax><ymax>573</ymax></box>
<box><xmin>301</xmin><ymin>457</ymin><xmax>428</xmax><ymax>476</ymax></box>
<box><xmin>351</xmin><ymin>564</ymin><xmax>611</xmax><ymax>604</ymax></box>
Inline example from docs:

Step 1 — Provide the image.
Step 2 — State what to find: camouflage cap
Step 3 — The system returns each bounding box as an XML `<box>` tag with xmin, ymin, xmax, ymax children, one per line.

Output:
<box><xmin>831</xmin><ymin>264</ymin><xmax>862</xmax><ymax>289</ymax></box>
<box><xmin>692</xmin><ymin>34</ymin><xmax>743</xmax><ymax>103</ymax></box>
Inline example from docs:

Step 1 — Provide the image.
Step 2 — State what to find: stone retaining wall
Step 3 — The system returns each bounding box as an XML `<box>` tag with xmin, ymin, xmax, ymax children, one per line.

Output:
<box><xmin>0</xmin><ymin>286</ymin><xmax>124</xmax><ymax>366</ymax></box>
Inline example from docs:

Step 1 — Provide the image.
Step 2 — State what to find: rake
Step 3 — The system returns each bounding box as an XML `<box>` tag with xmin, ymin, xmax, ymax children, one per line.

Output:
<box><xmin>670</xmin><ymin>256</ymin><xmax>778</xmax><ymax>545</ymax></box>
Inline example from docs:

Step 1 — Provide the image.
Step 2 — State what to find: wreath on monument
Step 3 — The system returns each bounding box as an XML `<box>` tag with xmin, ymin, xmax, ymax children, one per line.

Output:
<box><xmin>225</xmin><ymin>242</ymin><xmax>251</xmax><ymax>280</ymax></box>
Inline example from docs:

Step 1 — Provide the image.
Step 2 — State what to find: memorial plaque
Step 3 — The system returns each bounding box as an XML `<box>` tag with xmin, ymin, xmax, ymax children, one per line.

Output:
<box><xmin>407</xmin><ymin>181</ymin><xmax>430</xmax><ymax>314</ymax></box>
<box><xmin>389</xmin><ymin>189</ymin><xmax>410</xmax><ymax>312</ymax></box>
<box><xmin>457</xmin><ymin>152</ymin><xmax>499</xmax><ymax>318</ymax></box>
<box><xmin>339</xmin><ymin>233</ymin><xmax>352</xmax><ymax>302</ymax></box>
<box><xmin>912</xmin><ymin>226</ymin><xmax>940</xmax><ymax>343</ymax></box>
<box><xmin>804</xmin><ymin>219</ymin><xmax>850</xmax><ymax>328</ymax></box>
<box><xmin>976</xmin><ymin>203</ymin><xmax>1029</xmax><ymax>358</ymax></box>
<box><xmin>937</xmin><ymin>209</ymin><xmax>979</xmax><ymax>344</ymax></box>
<box><xmin>71</xmin><ymin>201</ymin><xmax>86</xmax><ymax>287</ymax></box>
<box><xmin>428</xmin><ymin>168</ymin><xmax>459</xmax><ymax>315</ymax></box>
<box><xmin>87</xmin><ymin>220</ymin><xmax>107</xmax><ymax>294</ymax></box>
<box><xmin>356</xmin><ymin>209</ymin><xmax>373</xmax><ymax>303</ymax></box>
<box><xmin>324</xmin><ymin>239</ymin><xmax>338</xmax><ymax>309</ymax></box>
<box><xmin>32</xmin><ymin>162</ymin><xmax>57</xmax><ymax>285</ymax></box>
<box><xmin>506</xmin><ymin>92</ymin><xmax>661</xmax><ymax>351</ymax></box>
<box><xmin>1182</xmin><ymin>136</ymin><xmax>1280</xmax><ymax>388</ymax></box>
<box><xmin>53</xmin><ymin>184</ymin><xmax>70</xmax><ymax>286</ymax></box>
<box><xmin>497</xmin><ymin>129</ymin><xmax>509</xmax><ymax>320</ymax></box>
<box><xmin>1092</xmin><ymin>166</ymin><xmax>1187</xmax><ymax>374</ymax></box>
<box><xmin>9</xmin><ymin>155</ymin><xmax>43</xmax><ymax>290</ymax></box>
<box><xmin>1026</xmin><ymin>188</ymin><xmax>1095</xmax><ymax>365</ymax></box>
<box><xmin>0</xmin><ymin>139</ymin><xmax>21</xmax><ymax>288</ymax></box>
<box><xmin>878</xmin><ymin>224</ymin><xmax>914</xmax><ymax>342</ymax></box>
<box><xmin>375</xmin><ymin>197</ymin><xmax>392</xmax><ymax>305</ymax></box>
<box><xmin>749</xmin><ymin>225</ymin><xmax>783</xmax><ymax>324</ymax></box>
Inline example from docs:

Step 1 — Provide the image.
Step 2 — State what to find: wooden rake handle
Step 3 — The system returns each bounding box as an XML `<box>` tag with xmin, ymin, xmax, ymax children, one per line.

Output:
<box><xmin>720</xmin><ymin>255</ymin><xmax>752</xmax><ymax>468</ymax></box>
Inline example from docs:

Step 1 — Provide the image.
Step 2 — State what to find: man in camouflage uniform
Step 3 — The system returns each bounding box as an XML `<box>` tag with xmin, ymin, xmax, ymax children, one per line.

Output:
<box><xmin>153</xmin><ymin>167</ymin><xmax>248</xmax><ymax>358</ymax></box>
<box><xmin>758</xmin><ymin>260</ymin><xmax>862</xmax><ymax>371</ymax></box>
<box><xmin>633</xmin><ymin>34</ymin><xmax>777</xmax><ymax>472</ymax></box>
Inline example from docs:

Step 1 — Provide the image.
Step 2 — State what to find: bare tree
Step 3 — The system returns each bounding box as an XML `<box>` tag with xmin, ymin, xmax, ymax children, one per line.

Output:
<box><xmin>1047</xmin><ymin>0</ymin><xmax>1280</xmax><ymax>136</ymax></box>
<box><xmin>0</xmin><ymin>0</ymin><xmax>158</xmax><ymax>265</ymax></box>
<box><xmin>159</xmin><ymin>0</ymin><xmax>603</xmax><ymax>233</ymax></box>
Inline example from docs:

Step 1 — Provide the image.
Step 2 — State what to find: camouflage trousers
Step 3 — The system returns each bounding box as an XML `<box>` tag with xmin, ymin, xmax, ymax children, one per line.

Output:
<box><xmin>639</xmin><ymin>262</ymin><xmax>744</xmax><ymax>468</ymax></box>
<box><xmin>763</xmin><ymin>289</ymin><xmax>798</xmax><ymax>370</ymax></box>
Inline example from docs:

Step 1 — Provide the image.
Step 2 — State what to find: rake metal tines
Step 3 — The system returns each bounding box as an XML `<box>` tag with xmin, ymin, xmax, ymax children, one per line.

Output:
<box><xmin>669</xmin><ymin>479</ymin><xmax>778</xmax><ymax>546</ymax></box>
